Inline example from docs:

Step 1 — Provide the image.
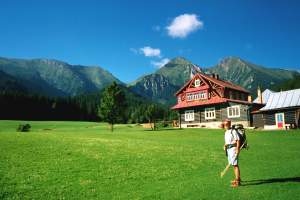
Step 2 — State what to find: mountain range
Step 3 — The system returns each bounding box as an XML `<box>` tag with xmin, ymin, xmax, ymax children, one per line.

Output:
<box><xmin>129</xmin><ymin>57</ymin><xmax>298</xmax><ymax>105</ymax></box>
<box><xmin>0</xmin><ymin>56</ymin><xmax>298</xmax><ymax>105</ymax></box>
<box><xmin>0</xmin><ymin>57</ymin><xmax>121</xmax><ymax>96</ymax></box>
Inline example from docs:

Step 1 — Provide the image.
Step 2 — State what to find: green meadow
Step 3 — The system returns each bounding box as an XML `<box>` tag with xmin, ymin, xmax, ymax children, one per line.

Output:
<box><xmin>0</xmin><ymin>120</ymin><xmax>299</xmax><ymax>200</ymax></box>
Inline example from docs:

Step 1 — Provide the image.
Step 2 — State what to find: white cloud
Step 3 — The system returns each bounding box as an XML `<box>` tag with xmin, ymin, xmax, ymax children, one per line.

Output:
<box><xmin>166</xmin><ymin>14</ymin><xmax>203</xmax><ymax>38</ymax></box>
<box><xmin>151</xmin><ymin>58</ymin><xmax>170</xmax><ymax>68</ymax></box>
<box><xmin>139</xmin><ymin>46</ymin><xmax>161</xmax><ymax>57</ymax></box>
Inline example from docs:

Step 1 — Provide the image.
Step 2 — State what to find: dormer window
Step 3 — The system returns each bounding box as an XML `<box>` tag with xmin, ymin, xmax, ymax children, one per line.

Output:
<box><xmin>186</xmin><ymin>91</ymin><xmax>207</xmax><ymax>101</ymax></box>
<box><xmin>195</xmin><ymin>79</ymin><xmax>201</xmax><ymax>87</ymax></box>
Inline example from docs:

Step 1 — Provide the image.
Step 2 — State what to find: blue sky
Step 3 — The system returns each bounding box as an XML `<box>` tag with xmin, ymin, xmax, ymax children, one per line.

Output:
<box><xmin>0</xmin><ymin>0</ymin><xmax>300</xmax><ymax>83</ymax></box>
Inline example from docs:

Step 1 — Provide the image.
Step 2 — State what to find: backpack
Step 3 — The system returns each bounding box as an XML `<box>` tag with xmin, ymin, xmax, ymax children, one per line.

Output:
<box><xmin>231</xmin><ymin>124</ymin><xmax>248</xmax><ymax>149</ymax></box>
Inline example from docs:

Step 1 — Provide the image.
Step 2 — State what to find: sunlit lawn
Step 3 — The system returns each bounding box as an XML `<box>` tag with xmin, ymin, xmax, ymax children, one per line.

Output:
<box><xmin>0</xmin><ymin>120</ymin><xmax>299</xmax><ymax>199</ymax></box>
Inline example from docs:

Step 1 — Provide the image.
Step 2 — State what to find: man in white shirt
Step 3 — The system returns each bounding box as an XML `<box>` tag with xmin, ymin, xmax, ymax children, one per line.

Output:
<box><xmin>224</xmin><ymin>121</ymin><xmax>241</xmax><ymax>187</ymax></box>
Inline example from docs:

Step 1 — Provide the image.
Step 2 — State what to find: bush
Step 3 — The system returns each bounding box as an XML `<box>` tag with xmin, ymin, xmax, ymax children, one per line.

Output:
<box><xmin>17</xmin><ymin>124</ymin><xmax>31</xmax><ymax>132</ymax></box>
<box><xmin>155</xmin><ymin>121</ymin><xmax>170</xmax><ymax>129</ymax></box>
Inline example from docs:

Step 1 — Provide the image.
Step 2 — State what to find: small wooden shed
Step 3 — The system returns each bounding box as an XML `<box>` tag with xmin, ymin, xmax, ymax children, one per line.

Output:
<box><xmin>252</xmin><ymin>88</ymin><xmax>300</xmax><ymax>129</ymax></box>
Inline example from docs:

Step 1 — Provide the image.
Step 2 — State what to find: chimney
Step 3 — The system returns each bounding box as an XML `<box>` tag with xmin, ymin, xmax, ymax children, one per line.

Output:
<box><xmin>248</xmin><ymin>95</ymin><xmax>252</xmax><ymax>102</ymax></box>
<box><xmin>257</xmin><ymin>86</ymin><xmax>263</xmax><ymax>104</ymax></box>
<box><xmin>212</xmin><ymin>73</ymin><xmax>215</xmax><ymax>78</ymax></box>
<box><xmin>216</xmin><ymin>74</ymin><xmax>219</xmax><ymax>80</ymax></box>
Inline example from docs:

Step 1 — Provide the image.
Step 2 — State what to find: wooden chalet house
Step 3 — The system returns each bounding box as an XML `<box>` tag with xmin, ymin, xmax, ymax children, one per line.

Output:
<box><xmin>171</xmin><ymin>72</ymin><xmax>252</xmax><ymax>128</ymax></box>
<box><xmin>252</xmin><ymin>88</ymin><xmax>300</xmax><ymax>129</ymax></box>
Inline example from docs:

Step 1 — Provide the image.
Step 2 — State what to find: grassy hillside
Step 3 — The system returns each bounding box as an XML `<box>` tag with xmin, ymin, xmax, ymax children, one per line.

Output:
<box><xmin>206</xmin><ymin>57</ymin><xmax>298</xmax><ymax>94</ymax></box>
<box><xmin>1</xmin><ymin>121</ymin><xmax>300</xmax><ymax>199</ymax></box>
<box><xmin>0</xmin><ymin>70</ymin><xmax>27</xmax><ymax>92</ymax></box>
<box><xmin>271</xmin><ymin>74</ymin><xmax>300</xmax><ymax>91</ymax></box>
<box><xmin>0</xmin><ymin>57</ymin><xmax>121</xmax><ymax>96</ymax></box>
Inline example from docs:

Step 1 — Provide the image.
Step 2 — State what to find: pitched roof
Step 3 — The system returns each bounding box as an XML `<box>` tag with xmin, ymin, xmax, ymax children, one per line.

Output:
<box><xmin>259</xmin><ymin>88</ymin><xmax>300</xmax><ymax>111</ymax></box>
<box><xmin>253</xmin><ymin>89</ymin><xmax>274</xmax><ymax>104</ymax></box>
<box><xmin>175</xmin><ymin>72</ymin><xmax>250</xmax><ymax>95</ymax></box>
<box><xmin>200</xmin><ymin>73</ymin><xmax>250</xmax><ymax>93</ymax></box>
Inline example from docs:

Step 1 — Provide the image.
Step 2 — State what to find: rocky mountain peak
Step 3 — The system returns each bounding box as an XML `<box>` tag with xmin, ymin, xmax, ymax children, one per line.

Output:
<box><xmin>35</xmin><ymin>58</ymin><xmax>68</xmax><ymax>66</ymax></box>
<box><xmin>168</xmin><ymin>57</ymin><xmax>191</xmax><ymax>66</ymax></box>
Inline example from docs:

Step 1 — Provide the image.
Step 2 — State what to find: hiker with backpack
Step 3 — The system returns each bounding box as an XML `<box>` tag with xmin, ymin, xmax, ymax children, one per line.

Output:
<box><xmin>223</xmin><ymin>121</ymin><xmax>242</xmax><ymax>187</ymax></box>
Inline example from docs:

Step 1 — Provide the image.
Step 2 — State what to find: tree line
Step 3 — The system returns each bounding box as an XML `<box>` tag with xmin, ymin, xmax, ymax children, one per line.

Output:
<box><xmin>0</xmin><ymin>83</ymin><xmax>177</xmax><ymax>124</ymax></box>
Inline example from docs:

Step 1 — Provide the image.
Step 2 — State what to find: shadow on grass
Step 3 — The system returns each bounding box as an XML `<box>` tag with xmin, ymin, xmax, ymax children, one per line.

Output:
<box><xmin>242</xmin><ymin>177</ymin><xmax>300</xmax><ymax>186</ymax></box>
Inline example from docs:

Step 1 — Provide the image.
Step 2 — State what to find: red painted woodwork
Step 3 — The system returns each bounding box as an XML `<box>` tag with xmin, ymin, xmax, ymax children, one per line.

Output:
<box><xmin>172</xmin><ymin>72</ymin><xmax>251</xmax><ymax>110</ymax></box>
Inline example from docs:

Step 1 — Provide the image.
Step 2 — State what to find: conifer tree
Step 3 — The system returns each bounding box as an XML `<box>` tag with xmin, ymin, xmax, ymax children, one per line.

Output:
<box><xmin>98</xmin><ymin>82</ymin><xmax>127</xmax><ymax>131</ymax></box>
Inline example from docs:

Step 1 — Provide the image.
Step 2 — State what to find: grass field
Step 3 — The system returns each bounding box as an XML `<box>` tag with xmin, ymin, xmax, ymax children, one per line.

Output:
<box><xmin>0</xmin><ymin>120</ymin><xmax>300</xmax><ymax>200</ymax></box>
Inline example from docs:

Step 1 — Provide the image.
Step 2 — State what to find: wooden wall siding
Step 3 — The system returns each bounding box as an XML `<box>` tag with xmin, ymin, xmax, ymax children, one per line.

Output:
<box><xmin>284</xmin><ymin>110</ymin><xmax>296</xmax><ymax>124</ymax></box>
<box><xmin>220</xmin><ymin>102</ymin><xmax>250</xmax><ymax>122</ymax></box>
<box><xmin>264</xmin><ymin>113</ymin><xmax>276</xmax><ymax>125</ymax></box>
<box><xmin>180</xmin><ymin>109</ymin><xmax>201</xmax><ymax>124</ymax></box>
<box><xmin>199</xmin><ymin>105</ymin><xmax>222</xmax><ymax>122</ymax></box>
<box><xmin>253</xmin><ymin>113</ymin><xmax>265</xmax><ymax>128</ymax></box>
<box><xmin>179</xmin><ymin>103</ymin><xmax>251</xmax><ymax>124</ymax></box>
<box><xmin>263</xmin><ymin>109</ymin><xmax>297</xmax><ymax>126</ymax></box>
<box><xmin>224</xmin><ymin>89</ymin><xmax>248</xmax><ymax>101</ymax></box>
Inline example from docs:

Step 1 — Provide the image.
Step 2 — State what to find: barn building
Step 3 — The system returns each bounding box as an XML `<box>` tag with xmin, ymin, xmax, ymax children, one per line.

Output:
<box><xmin>171</xmin><ymin>72</ymin><xmax>252</xmax><ymax>128</ymax></box>
<box><xmin>252</xmin><ymin>88</ymin><xmax>300</xmax><ymax>129</ymax></box>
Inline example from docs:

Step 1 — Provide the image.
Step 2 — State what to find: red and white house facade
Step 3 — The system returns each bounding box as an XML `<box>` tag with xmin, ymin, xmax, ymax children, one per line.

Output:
<box><xmin>172</xmin><ymin>73</ymin><xmax>252</xmax><ymax>128</ymax></box>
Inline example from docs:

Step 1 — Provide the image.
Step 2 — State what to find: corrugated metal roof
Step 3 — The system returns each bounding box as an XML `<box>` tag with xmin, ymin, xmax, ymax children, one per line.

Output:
<box><xmin>259</xmin><ymin>88</ymin><xmax>300</xmax><ymax>111</ymax></box>
<box><xmin>253</xmin><ymin>89</ymin><xmax>274</xmax><ymax>104</ymax></box>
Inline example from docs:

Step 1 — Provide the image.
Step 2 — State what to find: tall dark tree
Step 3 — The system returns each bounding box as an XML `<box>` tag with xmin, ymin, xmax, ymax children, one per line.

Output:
<box><xmin>145</xmin><ymin>104</ymin><xmax>159</xmax><ymax>131</ymax></box>
<box><xmin>98</xmin><ymin>82</ymin><xmax>127</xmax><ymax>131</ymax></box>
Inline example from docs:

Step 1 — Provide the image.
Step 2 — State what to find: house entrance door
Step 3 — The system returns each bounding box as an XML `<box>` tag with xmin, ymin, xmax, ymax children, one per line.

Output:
<box><xmin>275</xmin><ymin>113</ymin><xmax>285</xmax><ymax>128</ymax></box>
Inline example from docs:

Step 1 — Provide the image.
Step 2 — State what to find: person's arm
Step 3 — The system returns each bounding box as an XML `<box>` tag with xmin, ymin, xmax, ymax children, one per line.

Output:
<box><xmin>234</xmin><ymin>130</ymin><xmax>240</xmax><ymax>155</ymax></box>
<box><xmin>235</xmin><ymin>139</ymin><xmax>240</xmax><ymax>155</ymax></box>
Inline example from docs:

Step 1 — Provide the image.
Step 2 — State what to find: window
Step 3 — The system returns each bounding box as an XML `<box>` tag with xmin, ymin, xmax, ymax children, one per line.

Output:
<box><xmin>187</xmin><ymin>93</ymin><xmax>193</xmax><ymax>101</ymax></box>
<box><xmin>177</xmin><ymin>96</ymin><xmax>181</xmax><ymax>103</ymax></box>
<box><xmin>185</xmin><ymin>110</ymin><xmax>194</xmax><ymax>121</ymax></box>
<box><xmin>205</xmin><ymin>107</ymin><xmax>216</xmax><ymax>119</ymax></box>
<box><xmin>229</xmin><ymin>90</ymin><xmax>233</xmax><ymax>99</ymax></box>
<box><xmin>227</xmin><ymin>106</ymin><xmax>240</xmax><ymax>118</ymax></box>
<box><xmin>186</xmin><ymin>91</ymin><xmax>207</xmax><ymax>101</ymax></box>
<box><xmin>199</xmin><ymin>91</ymin><xmax>207</xmax><ymax>99</ymax></box>
<box><xmin>195</xmin><ymin>79</ymin><xmax>201</xmax><ymax>87</ymax></box>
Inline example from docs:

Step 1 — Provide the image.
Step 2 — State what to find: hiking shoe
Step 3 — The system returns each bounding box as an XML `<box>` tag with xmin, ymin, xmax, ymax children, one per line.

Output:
<box><xmin>231</xmin><ymin>179</ymin><xmax>241</xmax><ymax>184</ymax></box>
<box><xmin>231</xmin><ymin>180</ymin><xmax>241</xmax><ymax>187</ymax></box>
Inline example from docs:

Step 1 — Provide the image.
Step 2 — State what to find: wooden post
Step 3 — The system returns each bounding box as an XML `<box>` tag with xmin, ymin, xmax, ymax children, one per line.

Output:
<box><xmin>296</xmin><ymin>109</ymin><xmax>300</xmax><ymax>128</ymax></box>
<box><xmin>179</xmin><ymin>110</ymin><xmax>182</xmax><ymax>129</ymax></box>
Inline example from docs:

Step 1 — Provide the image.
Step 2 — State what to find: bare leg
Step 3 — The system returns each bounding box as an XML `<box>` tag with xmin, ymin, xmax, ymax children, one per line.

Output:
<box><xmin>234</xmin><ymin>165</ymin><xmax>240</xmax><ymax>183</ymax></box>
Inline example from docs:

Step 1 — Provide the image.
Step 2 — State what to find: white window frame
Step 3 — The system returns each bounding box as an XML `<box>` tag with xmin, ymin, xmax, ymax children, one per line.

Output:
<box><xmin>185</xmin><ymin>110</ymin><xmax>194</xmax><ymax>121</ymax></box>
<box><xmin>227</xmin><ymin>105</ymin><xmax>240</xmax><ymax>118</ymax></box>
<box><xmin>195</xmin><ymin>79</ymin><xmax>201</xmax><ymax>87</ymax></box>
<box><xmin>205</xmin><ymin>107</ymin><xmax>216</xmax><ymax>119</ymax></box>
<box><xmin>187</xmin><ymin>91</ymin><xmax>207</xmax><ymax>101</ymax></box>
<box><xmin>177</xmin><ymin>96</ymin><xmax>181</xmax><ymax>103</ymax></box>
<box><xmin>199</xmin><ymin>91</ymin><xmax>207</xmax><ymax>99</ymax></box>
<box><xmin>187</xmin><ymin>93</ymin><xmax>192</xmax><ymax>101</ymax></box>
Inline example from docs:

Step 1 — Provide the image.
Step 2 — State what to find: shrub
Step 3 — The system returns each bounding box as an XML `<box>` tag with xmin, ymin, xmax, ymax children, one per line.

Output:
<box><xmin>17</xmin><ymin>124</ymin><xmax>31</xmax><ymax>132</ymax></box>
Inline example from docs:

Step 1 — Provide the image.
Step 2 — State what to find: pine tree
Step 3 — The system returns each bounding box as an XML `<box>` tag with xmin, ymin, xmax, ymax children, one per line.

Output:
<box><xmin>98</xmin><ymin>82</ymin><xmax>127</xmax><ymax>132</ymax></box>
<box><xmin>145</xmin><ymin>104</ymin><xmax>158</xmax><ymax>130</ymax></box>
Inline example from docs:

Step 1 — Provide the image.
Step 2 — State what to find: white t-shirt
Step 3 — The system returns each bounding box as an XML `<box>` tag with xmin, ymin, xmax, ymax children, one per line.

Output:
<box><xmin>224</xmin><ymin>129</ymin><xmax>240</xmax><ymax>145</ymax></box>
